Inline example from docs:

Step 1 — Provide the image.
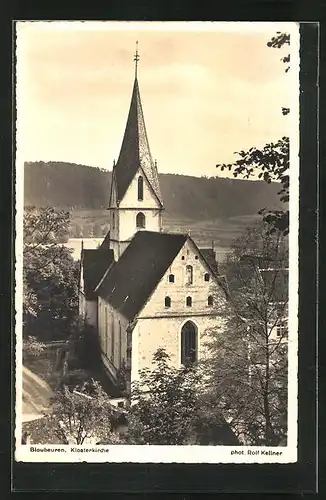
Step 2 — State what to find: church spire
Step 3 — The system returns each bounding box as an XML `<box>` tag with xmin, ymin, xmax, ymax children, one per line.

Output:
<box><xmin>113</xmin><ymin>47</ymin><xmax>164</xmax><ymax>207</ymax></box>
<box><xmin>134</xmin><ymin>40</ymin><xmax>139</xmax><ymax>79</ymax></box>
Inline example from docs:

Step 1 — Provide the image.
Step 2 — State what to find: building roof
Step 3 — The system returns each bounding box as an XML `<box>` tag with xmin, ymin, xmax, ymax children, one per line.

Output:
<box><xmin>99</xmin><ymin>230</ymin><xmax>111</xmax><ymax>250</ymax></box>
<box><xmin>96</xmin><ymin>231</ymin><xmax>227</xmax><ymax>321</ymax></box>
<box><xmin>201</xmin><ymin>248</ymin><xmax>218</xmax><ymax>274</ymax></box>
<box><xmin>96</xmin><ymin>231</ymin><xmax>187</xmax><ymax>320</ymax></box>
<box><xmin>82</xmin><ymin>248</ymin><xmax>114</xmax><ymax>300</ymax></box>
<box><xmin>113</xmin><ymin>78</ymin><xmax>163</xmax><ymax>206</ymax></box>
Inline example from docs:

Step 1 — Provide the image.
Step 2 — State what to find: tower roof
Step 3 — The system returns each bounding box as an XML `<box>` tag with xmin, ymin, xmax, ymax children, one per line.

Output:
<box><xmin>114</xmin><ymin>78</ymin><xmax>163</xmax><ymax>206</ymax></box>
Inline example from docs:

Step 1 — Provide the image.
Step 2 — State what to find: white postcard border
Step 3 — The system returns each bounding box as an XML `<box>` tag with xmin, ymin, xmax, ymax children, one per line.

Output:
<box><xmin>14</xmin><ymin>20</ymin><xmax>300</xmax><ymax>464</ymax></box>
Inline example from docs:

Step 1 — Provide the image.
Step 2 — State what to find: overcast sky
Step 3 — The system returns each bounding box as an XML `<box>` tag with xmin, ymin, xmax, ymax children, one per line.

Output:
<box><xmin>16</xmin><ymin>22</ymin><xmax>298</xmax><ymax>178</ymax></box>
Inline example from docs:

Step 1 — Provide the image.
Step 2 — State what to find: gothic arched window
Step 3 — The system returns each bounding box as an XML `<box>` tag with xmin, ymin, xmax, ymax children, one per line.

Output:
<box><xmin>136</xmin><ymin>212</ymin><xmax>146</xmax><ymax>229</ymax></box>
<box><xmin>181</xmin><ymin>321</ymin><xmax>197</xmax><ymax>365</ymax></box>
<box><xmin>138</xmin><ymin>176</ymin><xmax>144</xmax><ymax>201</ymax></box>
<box><xmin>186</xmin><ymin>296</ymin><xmax>192</xmax><ymax>307</ymax></box>
<box><xmin>207</xmin><ymin>295</ymin><xmax>213</xmax><ymax>306</ymax></box>
<box><xmin>165</xmin><ymin>296</ymin><xmax>171</xmax><ymax>308</ymax></box>
<box><xmin>186</xmin><ymin>265</ymin><xmax>193</xmax><ymax>285</ymax></box>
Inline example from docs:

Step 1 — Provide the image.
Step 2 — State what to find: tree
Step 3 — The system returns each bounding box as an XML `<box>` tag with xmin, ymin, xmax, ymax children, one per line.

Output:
<box><xmin>127</xmin><ymin>348</ymin><xmax>202</xmax><ymax>445</ymax></box>
<box><xmin>116</xmin><ymin>360</ymin><xmax>129</xmax><ymax>398</ymax></box>
<box><xmin>202</xmin><ymin>222</ymin><xmax>288</xmax><ymax>445</ymax></box>
<box><xmin>74</xmin><ymin>222</ymin><xmax>83</xmax><ymax>238</ymax></box>
<box><xmin>23</xmin><ymin>206</ymin><xmax>79</xmax><ymax>340</ymax></box>
<box><xmin>267</xmin><ymin>32</ymin><xmax>290</xmax><ymax>74</ymax></box>
<box><xmin>23</xmin><ymin>206</ymin><xmax>69</xmax><ymax>320</ymax></box>
<box><xmin>82</xmin><ymin>224</ymin><xmax>93</xmax><ymax>238</ymax></box>
<box><xmin>93</xmin><ymin>223</ymin><xmax>103</xmax><ymax>238</ymax></box>
<box><xmin>102</xmin><ymin>224</ymin><xmax>110</xmax><ymax>237</ymax></box>
<box><xmin>217</xmin><ymin>32</ymin><xmax>290</xmax><ymax>234</ymax></box>
<box><xmin>24</xmin><ymin>206</ymin><xmax>70</xmax><ymax>250</ymax></box>
<box><xmin>23</xmin><ymin>336</ymin><xmax>45</xmax><ymax>358</ymax></box>
<box><xmin>47</xmin><ymin>379</ymin><xmax>120</xmax><ymax>445</ymax></box>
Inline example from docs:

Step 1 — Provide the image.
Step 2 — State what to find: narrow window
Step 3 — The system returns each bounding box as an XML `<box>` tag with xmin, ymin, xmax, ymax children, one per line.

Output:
<box><xmin>104</xmin><ymin>308</ymin><xmax>108</xmax><ymax>354</ymax></box>
<box><xmin>138</xmin><ymin>176</ymin><xmax>144</xmax><ymax>201</ymax></box>
<box><xmin>204</xmin><ymin>273</ymin><xmax>210</xmax><ymax>282</ymax></box>
<box><xmin>181</xmin><ymin>321</ymin><xmax>197</xmax><ymax>365</ymax></box>
<box><xmin>208</xmin><ymin>295</ymin><xmax>213</xmax><ymax>306</ymax></box>
<box><xmin>119</xmin><ymin>321</ymin><xmax>122</xmax><ymax>367</ymax></box>
<box><xmin>165</xmin><ymin>296</ymin><xmax>171</xmax><ymax>308</ymax></box>
<box><xmin>169</xmin><ymin>274</ymin><xmax>175</xmax><ymax>283</ymax></box>
<box><xmin>136</xmin><ymin>212</ymin><xmax>146</xmax><ymax>229</ymax></box>
<box><xmin>112</xmin><ymin>211</ymin><xmax>115</xmax><ymax>230</ymax></box>
<box><xmin>276</xmin><ymin>318</ymin><xmax>288</xmax><ymax>338</ymax></box>
<box><xmin>186</xmin><ymin>265</ymin><xmax>193</xmax><ymax>285</ymax></box>
<box><xmin>276</xmin><ymin>304</ymin><xmax>288</xmax><ymax>338</ymax></box>
<box><xmin>111</xmin><ymin>319</ymin><xmax>115</xmax><ymax>364</ymax></box>
<box><xmin>126</xmin><ymin>331</ymin><xmax>132</xmax><ymax>370</ymax></box>
<box><xmin>186</xmin><ymin>296</ymin><xmax>192</xmax><ymax>307</ymax></box>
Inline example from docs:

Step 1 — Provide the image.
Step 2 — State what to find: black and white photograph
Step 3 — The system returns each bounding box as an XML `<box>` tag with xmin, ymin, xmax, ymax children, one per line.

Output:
<box><xmin>15</xmin><ymin>21</ymin><xmax>299</xmax><ymax>463</ymax></box>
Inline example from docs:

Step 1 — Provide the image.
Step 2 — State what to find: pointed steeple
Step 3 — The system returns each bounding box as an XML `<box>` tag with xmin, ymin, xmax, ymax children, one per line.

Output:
<box><xmin>113</xmin><ymin>50</ymin><xmax>163</xmax><ymax>206</ymax></box>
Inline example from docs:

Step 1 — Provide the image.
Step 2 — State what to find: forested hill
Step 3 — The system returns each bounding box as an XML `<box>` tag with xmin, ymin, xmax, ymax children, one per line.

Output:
<box><xmin>24</xmin><ymin>161</ymin><xmax>282</xmax><ymax>220</ymax></box>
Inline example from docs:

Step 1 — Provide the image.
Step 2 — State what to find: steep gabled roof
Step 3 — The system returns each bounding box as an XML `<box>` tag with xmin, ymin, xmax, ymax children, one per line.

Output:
<box><xmin>96</xmin><ymin>231</ymin><xmax>229</xmax><ymax>320</ymax></box>
<box><xmin>99</xmin><ymin>230</ymin><xmax>111</xmax><ymax>250</ymax></box>
<box><xmin>96</xmin><ymin>231</ymin><xmax>187</xmax><ymax>320</ymax></box>
<box><xmin>200</xmin><ymin>248</ymin><xmax>219</xmax><ymax>274</ymax></box>
<box><xmin>113</xmin><ymin>78</ymin><xmax>163</xmax><ymax>206</ymax></box>
<box><xmin>192</xmin><ymin>242</ymin><xmax>229</xmax><ymax>298</ymax></box>
<box><xmin>82</xmin><ymin>248</ymin><xmax>114</xmax><ymax>300</ymax></box>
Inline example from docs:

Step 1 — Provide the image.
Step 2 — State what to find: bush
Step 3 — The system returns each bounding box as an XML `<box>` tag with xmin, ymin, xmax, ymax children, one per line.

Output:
<box><xmin>23</xmin><ymin>336</ymin><xmax>45</xmax><ymax>358</ymax></box>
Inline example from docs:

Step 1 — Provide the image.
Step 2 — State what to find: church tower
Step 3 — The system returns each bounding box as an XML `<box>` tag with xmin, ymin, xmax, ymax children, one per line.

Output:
<box><xmin>108</xmin><ymin>43</ymin><xmax>164</xmax><ymax>261</ymax></box>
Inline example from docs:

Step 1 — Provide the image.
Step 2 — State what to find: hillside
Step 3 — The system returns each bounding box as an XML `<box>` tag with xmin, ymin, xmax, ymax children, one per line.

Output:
<box><xmin>24</xmin><ymin>161</ymin><xmax>282</xmax><ymax>221</ymax></box>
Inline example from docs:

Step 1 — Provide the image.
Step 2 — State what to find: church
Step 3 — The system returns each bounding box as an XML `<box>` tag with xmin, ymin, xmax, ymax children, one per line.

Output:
<box><xmin>79</xmin><ymin>48</ymin><xmax>229</xmax><ymax>394</ymax></box>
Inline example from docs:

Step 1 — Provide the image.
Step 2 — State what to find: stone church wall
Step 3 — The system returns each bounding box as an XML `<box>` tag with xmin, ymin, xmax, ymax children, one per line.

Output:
<box><xmin>98</xmin><ymin>297</ymin><xmax>129</xmax><ymax>372</ymax></box>
<box><xmin>140</xmin><ymin>238</ymin><xmax>226</xmax><ymax>318</ymax></box>
<box><xmin>84</xmin><ymin>300</ymin><xmax>97</xmax><ymax>327</ymax></box>
<box><xmin>78</xmin><ymin>292</ymin><xmax>97</xmax><ymax>328</ymax></box>
<box><xmin>129</xmin><ymin>238</ymin><xmax>229</xmax><ymax>382</ymax></box>
<box><xmin>117</xmin><ymin>209</ymin><xmax>161</xmax><ymax>242</ymax></box>
<box><xmin>131</xmin><ymin>314</ymin><xmax>224</xmax><ymax>382</ymax></box>
<box><xmin>119</xmin><ymin>168</ymin><xmax>161</xmax><ymax>209</ymax></box>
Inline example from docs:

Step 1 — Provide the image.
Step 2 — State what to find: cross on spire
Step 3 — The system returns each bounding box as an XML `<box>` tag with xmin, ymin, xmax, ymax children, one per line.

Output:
<box><xmin>134</xmin><ymin>41</ymin><xmax>139</xmax><ymax>78</ymax></box>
